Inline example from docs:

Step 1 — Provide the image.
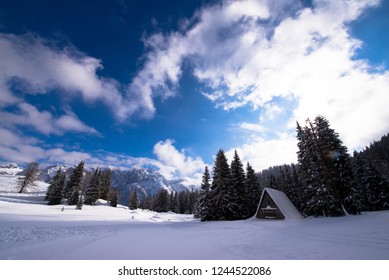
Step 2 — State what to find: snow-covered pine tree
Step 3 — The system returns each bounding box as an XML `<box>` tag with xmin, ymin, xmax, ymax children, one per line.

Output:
<box><xmin>46</xmin><ymin>168</ymin><xmax>66</xmax><ymax>205</ymax></box>
<box><xmin>345</xmin><ymin>152</ymin><xmax>366</xmax><ymax>214</ymax></box>
<box><xmin>208</xmin><ymin>149</ymin><xmax>237</xmax><ymax>220</ymax></box>
<box><xmin>63</xmin><ymin>161</ymin><xmax>84</xmax><ymax>205</ymax></box>
<box><xmin>194</xmin><ymin>166</ymin><xmax>211</xmax><ymax>220</ymax></box>
<box><xmin>364</xmin><ymin>161</ymin><xmax>389</xmax><ymax>211</ymax></box>
<box><xmin>18</xmin><ymin>162</ymin><xmax>39</xmax><ymax>193</ymax></box>
<box><xmin>108</xmin><ymin>188</ymin><xmax>119</xmax><ymax>207</ymax></box>
<box><xmin>313</xmin><ymin>115</ymin><xmax>352</xmax><ymax>215</ymax></box>
<box><xmin>128</xmin><ymin>190</ymin><xmax>139</xmax><ymax>210</ymax></box>
<box><xmin>76</xmin><ymin>191</ymin><xmax>83</xmax><ymax>210</ymax></box>
<box><xmin>84</xmin><ymin>168</ymin><xmax>101</xmax><ymax>205</ymax></box>
<box><xmin>178</xmin><ymin>191</ymin><xmax>191</xmax><ymax>214</ymax></box>
<box><xmin>153</xmin><ymin>189</ymin><xmax>169</xmax><ymax>212</ymax></box>
<box><xmin>282</xmin><ymin>164</ymin><xmax>303</xmax><ymax>213</ymax></box>
<box><xmin>297</xmin><ymin>116</ymin><xmax>353</xmax><ymax>217</ymax></box>
<box><xmin>296</xmin><ymin>120</ymin><xmax>340</xmax><ymax>217</ymax></box>
<box><xmin>99</xmin><ymin>169</ymin><xmax>111</xmax><ymax>200</ymax></box>
<box><xmin>230</xmin><ymin>150</ymin><xmax>247</xmax><ymax>219</ymax></box>
<box><xmin>245</xmin><ymin>162</ymin><xmax>261</xmax><ymax>217</ymax></box>
<box><xmin>170</xmin><ymin>192</ymin><xmax>180</xmax><ymax>213</ymax></box>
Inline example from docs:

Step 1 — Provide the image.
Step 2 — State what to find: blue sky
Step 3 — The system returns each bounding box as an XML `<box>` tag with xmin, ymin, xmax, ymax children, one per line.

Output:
<box><xmin>1</xmin><ymin>0</ymin><xmax>389</xmax><ymax>184</ymax></box>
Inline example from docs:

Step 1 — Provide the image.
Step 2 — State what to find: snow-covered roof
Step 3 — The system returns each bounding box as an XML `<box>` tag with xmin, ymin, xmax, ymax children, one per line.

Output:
<box><xmin>257</xmin><ymin>188</ymin><xmax>303</xmax><ymax>220</ymax></box>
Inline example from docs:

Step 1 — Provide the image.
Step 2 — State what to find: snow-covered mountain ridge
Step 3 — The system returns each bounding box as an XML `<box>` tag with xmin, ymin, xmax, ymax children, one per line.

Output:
<box><xmin>110</xmin><ymin>168</ymin><xmax>197</xmax><ymax>204</ymax></box>
<box><xmin>0</xmin><ymin>163</ymin><xmax>23</xmax><ymax>175</ymax></box>
<box><xmin>2</xmin><ymin>163</ymin><xmax>198</xmax><ymax>204</ymax></box>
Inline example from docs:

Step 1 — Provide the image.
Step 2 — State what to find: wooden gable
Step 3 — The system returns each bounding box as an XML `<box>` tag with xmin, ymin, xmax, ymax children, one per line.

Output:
<box><xmin>255</xmin><ymin>188</ymin><xmax>303</xmax><ymax>220</ymax></box>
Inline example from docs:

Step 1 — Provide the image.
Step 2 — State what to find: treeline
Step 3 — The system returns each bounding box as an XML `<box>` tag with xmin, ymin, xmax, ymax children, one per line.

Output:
<box><xmin>45</xmin><ymin>160</ymin><xmax>199</xmax><ymax>213</ymax></box>
<box><xmin>137</xmin><ymin>189</ymin><xmax>199</xmax><ymax>214</ymax></box>
<box><xmin>193</xmin><ymin>150</ymin><xmax>261</xmax><ymax>221</ymax></box>
<box><xmin>43</xmin><ymin>115</ymin><xmax>389</xmax><ymax>218</ymax></box>
<box><xmin>258</xmin><ymin>116</ymin><xmax>389</xmax><ymax>217</ymax></box>
<box><xmin>45</xmin><ymin>161</ymin><xmax>117</xmax><ymax>209</ymax></box>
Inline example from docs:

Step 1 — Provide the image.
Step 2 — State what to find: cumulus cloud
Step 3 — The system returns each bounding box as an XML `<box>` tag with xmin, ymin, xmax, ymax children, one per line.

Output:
<box><xmin>0</xmin><ymin>127</ymin><xmax>93</xmax><ymax>165</ymax></box>
<box><xmin>0</xmin><ymin>33</ymin><xmax>135</xmax><ymax>121</ymax></box>
<box><xmin>226</xmin><ymin>133</ymin><xmax>298</xmax><ymax>172</ymax></box>
<box><xmin>1</xmin><ymin>0</ymin><xmax>388</xmax><ymax>178</ymax></box>
<box><xmin>0</xmin><ymin>126</ymin><xmax>203</xmax><ymax>185</ymax></box>
<box><xmin>131</xmin><ymin>0</ymin><xmax>388</xmax><ymax>169</ymax></box>
<box><xmin>153</xmin><ymin>139</ymin><xmax>206</xmax><ymax>182</ymax></box>
<box><xmin>0</xmin><ymin>102</ymin><xmax>98</xmax><ymax>135</ymax></box>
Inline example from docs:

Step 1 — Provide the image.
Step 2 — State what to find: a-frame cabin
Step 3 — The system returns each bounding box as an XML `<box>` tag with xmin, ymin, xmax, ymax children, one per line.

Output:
<box><xmin>255</xmin><ymin>188</ymin><xmax>302</xmax><ymax>220</ymax></box>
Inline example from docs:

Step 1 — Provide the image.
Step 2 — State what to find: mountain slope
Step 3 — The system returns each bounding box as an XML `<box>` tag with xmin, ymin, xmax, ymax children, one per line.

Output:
<box><xmin>6</xmin><ymin>164</ymin><xmax>198</xmax><ymax>205</ymax></box>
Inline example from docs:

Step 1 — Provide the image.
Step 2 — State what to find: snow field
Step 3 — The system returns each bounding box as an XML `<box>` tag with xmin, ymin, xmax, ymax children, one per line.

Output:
<box><xmin>1</xmin><ymin>174</ymin><xmax>389</xmax><ymax>260</ymax></box>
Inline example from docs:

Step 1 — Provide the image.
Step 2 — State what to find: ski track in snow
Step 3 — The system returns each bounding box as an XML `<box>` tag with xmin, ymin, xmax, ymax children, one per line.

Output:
<box><xmin>1</xmin><ymin>174</ymin><xmax>389</xmax><ymax>260</ymax></box>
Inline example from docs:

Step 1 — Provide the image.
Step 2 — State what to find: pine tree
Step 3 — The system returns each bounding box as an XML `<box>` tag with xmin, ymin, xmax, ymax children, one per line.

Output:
<box><xmin>76</xmin><ymin>191</ymin><xmax>83</xmax><ymax>210</ymax></box>
<box><xmin>63</xmin><ymin>161</ymin><xmax>84</xmax><ymax>205</ymax></box>
<box><xmin>128</xmin><ymin>190</ymin><xmax>139</xmax><ymax>210</ymax></box>
<box><xmin>18</xmin><ymin>162</ymin><xmax>39</xmax><ymax>193</ymax></box>
<box><xmin>84</xmin><ymin>168</ymin><xmax>101</xmax><ymax>205</ymax></box>
<box><xmin>99</xmin><ymin>169</ymin><xmax>111</xmax><ymax>200</ymax></box>
<box><xmin>245</xmin><ymin>162</ymin><xmax>261</xmax><ymax>217</ymax></box>
<box><xmin>345</xmin><ymin>153</ymin><xmax>366</xmax><ymax>214</ymax></box>
<box><xmin>283</xmin><ymin>164</ymin><xmax>303</xmax><ymax>212</ymax></box>
<box><xmin>296</xmin><ymin>117</ymin><xmax>353</xmax><ymax>217</ymax></box>
<box><xmin>313</xmin><ymin>115</ymin><xmax>352</xmax><ymax>215</ymax></box>
<box><xmin>178</xmin><ymin>191</ymin><xmax>190</xmax><ymax>214</ymax></box>
<box><xmin>364</xmin><ymin>162</ymin><xmax>389</xmax><ymax>211</ymax></box>
<box><xmin>46</xmin><ymin>168</ymin><xmax>66</xmax><ymax>205</ymax></box>
<box><xmin>230</xmin><ymin>150</ymin><xmax>247</xmax><ymax>219</ymax></box>
<box><xmin>168</xmin><ymin>192</ymin><xmax>180</xmax><ymax>213</ymax></box>
<box><xmin>153</xmin><ymin>189</ymin><xmax>169</xmax><ymax>212</ymax></box>
<box><xmin>208</xmin><ymin>149</ymin><xmax>237</xmax><ymax>220</ymax></box>
<box><xmin>194</xmin><ymin>166</ymin><xmax>211</xmax><ymax>220</ymax></box>
<box><xmin>108</xmin><ymin>188</ymin><xmax>119</xmax><ymax>207</ymax></box>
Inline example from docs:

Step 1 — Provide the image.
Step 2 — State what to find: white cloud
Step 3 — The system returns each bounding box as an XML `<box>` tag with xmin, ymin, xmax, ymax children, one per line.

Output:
<box><xmin>153</xmin><ymin>139</ymin><xmax>206</xmax><ymax>182</ymax></box>
<box><xmin>0</xmin><ymin>127</ymin><xmax>204</xmax><ymax>184</ymax></box>
<box><xmin>132</xmin><ymin>0</ymin><xmax>388</xmax><ymax>169</ymax></box>
<box><xmin>0</xmin><ymin>33</ymin><xmax>134</xmax><ymax>121</ymax></box>
<box><xmin>0</xmin><ymin>102</ymin><xmax>99</xmax><ymax>136</ymax></box>
<box><xmin>0</xmin><ymin>127</ymin><xmax>94</xmax><ymax>165</ymax></box>
<box><xmin>226</xmin><ymin>133</ymin><xmax>298</xmax><ymax>172</ymax></box>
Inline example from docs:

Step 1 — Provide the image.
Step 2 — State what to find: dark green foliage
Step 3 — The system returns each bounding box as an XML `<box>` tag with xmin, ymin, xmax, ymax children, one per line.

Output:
<box><xmin>153</xmin><ymin>189</ymin><xmax>170</xmax><ymax>212</ymax></box>
<box><xmin>193</xmin><ymin>166</ymin><xmax>211</xmax><ymax>219</ymax></box>
<box><xmin>139</xmin><ymin>195</ymin><xmax>152</xmax><ymax>210</ymax></box>
<box><xmin>63</xmin><ymin>161</ymin><xmax>84</xmax><ymax>205</ymax></box>
<box><xmin>207</xmin><ymin>149</ymin><xmax>237</xmax><ymax>220</ymax></box>
<box><xmin>76</xmin><ymin>191</ymin><xmax>83</xmax><ymax>210</ymax></box>
<box><xmin>108</xmin><ymin>188</ymin><xmax>119</xmax><ymax>207</ymax></box>
<box><xmin>18</xmin><ymin>162</ymin><xmax>39</xmax><ymax>193</ymax></box>
<box><xmin>169</xmin><ymin>192</ymin><xmax>180</xmax><ymax>213</ymax></box>
<box><xmin>245</xmin><ymin>162</ymin><xmax>262</xmax><ymax>217</ymax></box>
<box><xmin>363</xmin><ymin>162</ymin><xmax>389</xmax><ymax>211</ymax></box>
<box><xmin>230</xmin><ymin>150</ymin><xmax>248</xmax><ymax>218</ymax></box>
<box><xmin>68</xmin><ymin>188</ymin><xmax>80</xmax><ymax>206</ymax></box>
<box><xmin>84</xmin><ymin>169</ymin><xmax>101</xmax><ymax>205</ymax></box>
<box><xmin>351</xmin><ymin>153</ymin><xmax>389</xmax><ymax>211</ymax></box>
<box><xmin>344</xmin><ymin>153</ymin><xmax>366</xmax><ymax>214</ymax></box>
<box><xmin>296</xmin><ymin>116</ymin><xmax>352</xmax><ymax>216</ymax></box>
<box><xmin>357</xmin><ymin>133</ymin><xmax>389</xmax><ymax>182</ymax></box>
<box><xmin>99</xmin><ymin>169</ymin><xmax>111</xmax><ymax>200</ymax></box>
<box><xmin>46</xmin><ymin>168</ymin><xmax>66</xmax><ymax>205</ymax></box>
<box><xmin>177</xmin><ymin>190</ymin><xmax>198</xmax><ymax>214</ymax></box>
<box><xmin>128</xmin><ymin>190</ymin><xmax>139</xmax><ymax>210</ymax></box>
<box><xmin>195</xmin><ymin>150</ymin><xmax>260</xmax><ymax>221</ymax></box>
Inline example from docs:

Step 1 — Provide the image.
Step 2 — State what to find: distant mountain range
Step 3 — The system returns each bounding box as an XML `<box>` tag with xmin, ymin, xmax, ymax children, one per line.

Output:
<box><xmin>1</xmin><ymin>163</ymin><xmax>198</xmax><ymax>205</ymax></box>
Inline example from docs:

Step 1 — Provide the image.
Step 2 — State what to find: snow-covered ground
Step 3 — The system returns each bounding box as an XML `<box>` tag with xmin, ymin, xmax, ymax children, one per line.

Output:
<box><xmin>1</xmin><ymin>174</ymin><xmax>389</xmax><ymax>260</ymax></box>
